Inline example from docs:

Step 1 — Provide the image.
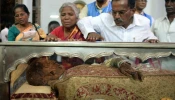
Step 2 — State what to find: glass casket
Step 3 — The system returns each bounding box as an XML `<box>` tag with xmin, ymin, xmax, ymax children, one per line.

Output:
<box><xmin>0</xmin><ymin>42</ymin><xmax>175</xmax><ymax>100</ymax></box>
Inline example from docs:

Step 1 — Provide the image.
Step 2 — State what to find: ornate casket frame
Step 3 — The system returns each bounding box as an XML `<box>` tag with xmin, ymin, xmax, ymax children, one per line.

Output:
<box><xmin>0</xmin><ymin>42</ymin><xmax>175</xmax><ymax>99</ymax></box>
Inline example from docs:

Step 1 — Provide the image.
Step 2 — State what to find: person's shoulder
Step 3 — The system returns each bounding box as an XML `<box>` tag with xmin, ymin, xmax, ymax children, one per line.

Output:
<box><xmin>99</xmin><ymin>13</ymin><xmax>112</xmax><ymax>19</ymax></box>
<box><xmin>52</xmin><ymin>26</ymin><xmax>63</xmax><ymax>32</ymax></box>
<box><xmin>99</xmin><ymin>13</ymin><xmax>114</xmax><ymax>25</ymax></box>
<box><xmin>152</xmin><ymin>16</ymin><xmax>167</xmax><ymax>28</ymax></box>
<box><xmin>8</xmin><ymin>25</ymin><xmax>17</xmax><ymax>31</ymax></box>
<box><xmin>144</xmin><ymin>12</ymin><xmax>154</xmax><ymax>20</ymax></box>
<box><xmin>144</xmin><ymin>13</ymin><xmax>152</xmax><ymax>17</ymax></box>
<box><xmin>50</xmin><ymin>26</ymin><xmax>63</xmax><ymax>36</ymax></box>
<box><xmin>155</xmin><ymin>16</ymin><xmax>166</xmax><ymax>23</ymax></box>
<box><xmin>54</xmin><ymin>26</ymin><xmax>63</xmax><ymax>30</ymax></box>
<box><xmin>33</xmin><ymin>23</ymin><xmax>41</xmax><ymax>29</ymax></box>
<box><xmin>1</xmin><ymin>28</ymin><xmax>8</xmax><ymax>33</ymax></box>
<box><xmin>134</xmin><ymin>14</ymin><xmax>150</xmax><ymax>26</ymax></box>
<box><xmin>135</xmin><ymin>14</ymin><xmax>150</xmax><ymax>22</ymax></box>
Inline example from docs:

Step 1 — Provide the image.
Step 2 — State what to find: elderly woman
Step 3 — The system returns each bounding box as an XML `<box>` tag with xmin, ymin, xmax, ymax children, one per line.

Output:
<box><xmin>8</xmin><ymin>4</ymin><xmax>46</xmax><ymax>41</ymax></box>
<box><xmin>45</xmin><ymin>2</ymin><xmax>84</xmax><ymax>41</ymax></box>
<box><xmin>45</xmin><ymin>2</ymin><xmax>85</xmax><ymax>69</ymax></box>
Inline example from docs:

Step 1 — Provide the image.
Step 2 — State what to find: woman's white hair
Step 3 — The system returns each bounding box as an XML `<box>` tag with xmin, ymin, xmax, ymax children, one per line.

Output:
<box><xmin>59</xmin><ymin>2</ymin><xmax>80</xmax><ymax>18</ymax></box>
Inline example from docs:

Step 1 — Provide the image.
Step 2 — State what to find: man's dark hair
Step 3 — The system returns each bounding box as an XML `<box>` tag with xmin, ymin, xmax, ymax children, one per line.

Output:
<box><xmin>48</xmin><ymin>21</ymin><xmax>60</xmax><ymax>33</ymax></box>
<box><xmin>112</xmin><ymin>0</ymin><xmax>135</xmax><ymax>9</ymax></box>
<box><xmin>48</xmin><ymin>21</ymin><xmax>60</xmax><ymax>28</ymax></box>
<box><xmin>13</xmin><ymin>4</ymin><xmax>30</xmax><ymax>15</ymax></box>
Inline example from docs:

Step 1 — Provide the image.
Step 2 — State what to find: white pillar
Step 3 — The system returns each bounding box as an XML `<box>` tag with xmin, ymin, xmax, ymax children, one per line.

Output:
<box><xmin>22</xmin><ymin>0</ymin><xmax>33</xmax><ymax>23</ymax></box>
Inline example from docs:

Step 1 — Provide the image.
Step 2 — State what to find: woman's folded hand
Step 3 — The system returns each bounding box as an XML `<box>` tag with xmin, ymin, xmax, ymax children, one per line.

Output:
<box><xmin>23</xmin><ymin>30</ymin><xmax>36</xmax><ymax>39</ymax></box>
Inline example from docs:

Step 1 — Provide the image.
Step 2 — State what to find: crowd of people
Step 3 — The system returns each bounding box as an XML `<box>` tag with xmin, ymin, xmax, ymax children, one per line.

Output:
<box><xmin>0</xmin><ymin>0</ymin><xmax>174</xmax><ymax>42</ymax></box>
<box><xmin>0</xmin><ymin>0</ymin><xmax>175</xmax><ymax>84</ymax></box>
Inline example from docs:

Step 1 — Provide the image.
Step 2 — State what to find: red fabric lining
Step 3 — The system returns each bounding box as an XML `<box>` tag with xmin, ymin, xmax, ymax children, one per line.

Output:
<box><xmin>11</xmin><ymin>92</ymin><xmax>55</xmax><ymax>99</ymax></box>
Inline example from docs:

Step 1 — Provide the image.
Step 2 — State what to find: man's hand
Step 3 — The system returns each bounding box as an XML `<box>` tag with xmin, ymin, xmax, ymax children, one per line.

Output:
<box><xmin>87</xmin><ymin>32</ymin><xmax>104</xmax><ymax>42</ymax></box>
<box><xmin>144</xmin><ymin>39</ymin><xmax>159</xmax><ymax>43</ymax></box>
<box><xmin>45</xmin><ymin>34</ymin><xmax>61</xmax><ymax>41</ymax></box>
<box><xmin>119</xmin><ymin>62</ymin><xmax>143</xmax><ymax>81</ymax></box>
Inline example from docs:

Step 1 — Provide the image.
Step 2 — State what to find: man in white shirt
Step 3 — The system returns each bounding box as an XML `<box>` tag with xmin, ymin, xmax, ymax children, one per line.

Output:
<box><xmin>0</xmin><ymin>27</ymin><xmax>8</xmax><ymax>42</ymax></box>
<box><xmin>152</xmin><ymin>0</ymin><xmax>175</xmax><ymax>42</ymax></box>
<box><xmin>79</xmin><ymin>0</ymin><xmax>112</xmax><ymax>18</ymax></box>
<box><xmin>0</xmin><ymin>23</ymin><xmax>10</xmax><ymax>42</ymax></box>
<box><xmin>77</xmin><ymin>0</ymin><xmax>158</xmax><ymax>81</ymax></box>
<box><xmin>152</xmin><ymin>0</ymin><xmax>175</xmax><ymax>70</ymax></box>
<box><xmin>78</xmin><ymin>0</ymin><xmax>157</xmax><ymax>42</ymax></box>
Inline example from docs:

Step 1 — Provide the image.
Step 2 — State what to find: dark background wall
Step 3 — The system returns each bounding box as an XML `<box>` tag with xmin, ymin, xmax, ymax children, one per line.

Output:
<box><xmin>0</xmin><ymin>0</ymin><xmax>15</xmax><ymax>30</ymax></box>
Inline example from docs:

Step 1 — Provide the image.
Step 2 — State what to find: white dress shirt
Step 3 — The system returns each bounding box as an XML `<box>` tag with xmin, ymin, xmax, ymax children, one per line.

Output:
<box><xmin>135</xmin><ymin>11</ymin><xmax>154</xmax><ymax>27</ymax></box>
<box><xmin>152</xmin><ymin>16</ymin><xmax>175</xmax><ymax>42</ymax></box>
<box><xmin>77</xmin><ymin>13</ymin><xmax>157</xmax><ymax>42</ymax></box>
<box><xmin>0</xmin><ymin>27</ymin><xmax>8</xmax><ymax>42</ymax></box>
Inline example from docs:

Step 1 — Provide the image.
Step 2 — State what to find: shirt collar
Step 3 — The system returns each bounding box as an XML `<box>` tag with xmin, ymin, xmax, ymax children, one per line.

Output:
<box><xmin>140</xmin><ymin>11</ymin><xmax>144</xmax><ymax>15</ymax></box>
<box><xmin>160</xmin><ymin>16</ymin><xmax>175</xmax><ymax>22</ymax></box>
<box><xmin>135</xmin><ymin>11</ymin><xmax>144</xmax><ymax>15</ymax></box>
<box><xmin>111</xmin><ymin>16</ymin><xmax>116</xmax><ymax>26</ymax></box>
<box><xmin>160</xmin><ymin>16</ymin><xmax>168</xmax><ymax>21</ymax></box>
<box><xmin>132</xmin><ymin>14</ymin><xmax>142</xmax><ymax>26</ymax></box>
<box><xmin>111</xmin><ymin>14</ymin><xmax>142</xmax><ymax>27</ymax></box>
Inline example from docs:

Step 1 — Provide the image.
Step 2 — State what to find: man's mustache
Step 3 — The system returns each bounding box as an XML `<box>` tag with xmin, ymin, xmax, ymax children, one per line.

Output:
<box><xmin>166</xmin><ymin>6</ymin><xmax>174</xmax><ymax>9</ymax></box>
<box><xmin>114</xmin><ymin>18</ymin><xmax>124</xmax><ymax>23</ymax></box>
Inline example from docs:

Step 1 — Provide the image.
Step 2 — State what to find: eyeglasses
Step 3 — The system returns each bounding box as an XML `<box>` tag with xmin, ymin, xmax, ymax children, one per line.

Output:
<box><xmin>14</xmin><ymin>13</ymin><xmax>26</xmax><ymax>17</ymax></box>
<box><xmin>112</xmin><ymin>9</ymin><xmax>130</xmax><ymax>16</ymax></box>
<box><xmin>136</xmin><ymin>0</ymin><xmax>147</xmax><ymax>2</ymax></box>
